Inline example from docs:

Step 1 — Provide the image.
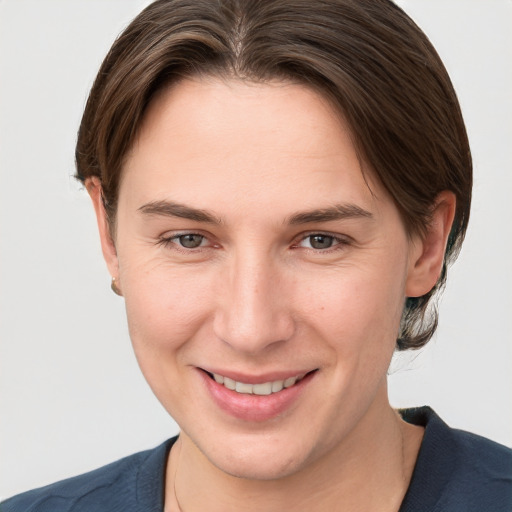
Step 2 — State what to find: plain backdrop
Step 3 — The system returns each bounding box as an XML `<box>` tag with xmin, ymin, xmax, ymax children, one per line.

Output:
<box><xmin>1</xmin><ymin>0</ymin><xmax>511</xmax><ymax>500</ymax></box>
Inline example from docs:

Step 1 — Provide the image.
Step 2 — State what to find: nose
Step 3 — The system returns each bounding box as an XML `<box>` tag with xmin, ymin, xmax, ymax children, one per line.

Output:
<box><xmin>213</xmin><ymin>251</ymin><xmax>295</xmax><ymax>355</ymax></box>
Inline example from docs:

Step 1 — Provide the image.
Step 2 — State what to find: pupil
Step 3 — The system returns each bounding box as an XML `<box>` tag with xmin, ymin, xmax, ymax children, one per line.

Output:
<box><xmin>179</xmin><ymin>234</ymin><xmax>202</xmax><ymax>248</ymax></box>
<box><xmin>310</xmin><ymin>235</ymin><xmax>333</xmax><ymax>249</ymax></box>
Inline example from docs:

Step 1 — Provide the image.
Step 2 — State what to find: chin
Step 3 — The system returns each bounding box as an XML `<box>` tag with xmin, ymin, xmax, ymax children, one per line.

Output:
<box><xmin>200</xmin><ymin>433</ymin><xmax>316</xmax><ymax>481</ymax></box>
<box><xmin>215</xmin><ymin>455</ymin><xmax>305</xmax><ymax>481</ymax></box>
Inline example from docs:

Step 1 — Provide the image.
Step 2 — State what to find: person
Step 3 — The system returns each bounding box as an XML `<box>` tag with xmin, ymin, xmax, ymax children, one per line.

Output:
<box><xmin>1</xmin><ymin>0</ymin><xmax>511</xmax><ymax>510</ymax></box>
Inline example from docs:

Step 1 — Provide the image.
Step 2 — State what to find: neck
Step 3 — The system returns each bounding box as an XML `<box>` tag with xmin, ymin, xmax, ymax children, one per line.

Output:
<box><xmin>164</xmin><ymin>393</ymin><xmax>423</xmax><ymax>512</ymax></box>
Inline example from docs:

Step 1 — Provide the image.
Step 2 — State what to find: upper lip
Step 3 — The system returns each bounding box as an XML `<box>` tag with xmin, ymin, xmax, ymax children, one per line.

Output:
<box><xmin>199</xmin><ymin>367</ymin><xmax>316</xmax><ymax>384</ymax></box>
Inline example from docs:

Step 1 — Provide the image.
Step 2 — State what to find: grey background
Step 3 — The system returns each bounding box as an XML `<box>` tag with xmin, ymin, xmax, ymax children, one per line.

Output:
<box><xmin>1</xmin><ymin>0</ymin><xmax>511</xmax><ymax>499</ymax></box>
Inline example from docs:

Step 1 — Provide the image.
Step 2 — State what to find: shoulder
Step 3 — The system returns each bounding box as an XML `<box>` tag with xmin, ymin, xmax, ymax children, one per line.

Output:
<box><xmin>400</xmin><ymin>407</ymin><xmax>512</xmax><ymax>512</ymax></box>
<box><xmin>0</xmin><ymin>438</ymin><xmax>175</xmax><ymax>512</ymax></box>
<box><xmin>451</xmin><ymin>422</ymin><xmax>512</xmax><ymax>473</ymax></box>
<box><xmin>443</xmin><ymin>424</ymin><xmax>512</xmax><ymax>510</ymax></box>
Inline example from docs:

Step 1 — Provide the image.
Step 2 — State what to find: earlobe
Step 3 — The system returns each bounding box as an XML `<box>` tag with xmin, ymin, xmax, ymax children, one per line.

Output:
<box><xmin>405</xmin><ymin>191</ymin><xmax>456</xmax><ymax>298</ymax></box>
<box><xmin>85</xmin><ymin>177</ymin><xmax>121</xmax><ymax>289</ymax></box>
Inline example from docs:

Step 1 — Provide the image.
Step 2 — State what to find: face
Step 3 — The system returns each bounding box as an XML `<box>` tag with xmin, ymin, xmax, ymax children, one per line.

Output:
<box><xmin>97</xmin><ymin>78</ymin><xmax>430</xmax><ymax>480</ymax></box>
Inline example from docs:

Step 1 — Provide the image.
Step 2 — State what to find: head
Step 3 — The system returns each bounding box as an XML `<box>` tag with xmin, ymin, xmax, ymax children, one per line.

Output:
<box><xmin>76</xmin><ymin>0</ymin><xmax>472</xmax><ymax>351</ymax></box>
<box><xmin>76</xmin><ymin>0</ymin><xmax>471</xmax><ymax>481</ymax></box>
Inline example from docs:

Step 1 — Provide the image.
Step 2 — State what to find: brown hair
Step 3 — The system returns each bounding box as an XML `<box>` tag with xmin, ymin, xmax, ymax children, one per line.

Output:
<box><xmin>75</xmin><ymin>0</ymin><xmax>472</xmax><ymax>350</ymax></box>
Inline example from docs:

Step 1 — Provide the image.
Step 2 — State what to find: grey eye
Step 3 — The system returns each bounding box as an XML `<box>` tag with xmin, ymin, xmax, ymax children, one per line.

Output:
<box><xmin>309</xmin><ymin>234</ymin><xmax>334</xmax><ymax>249</ymax></box>
<box><xmin>178</xmin><ymin>234</ymin><xmax>204</xmax><ymax>248</ymax></box>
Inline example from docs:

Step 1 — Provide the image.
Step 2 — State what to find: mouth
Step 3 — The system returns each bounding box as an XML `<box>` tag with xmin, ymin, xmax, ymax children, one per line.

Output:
<box><xmin>199</xmin><ymin>368</ymin><xmax>318</xmax><ymax>422</ymax></box>
<box><xmin>202</xmin><ymin>370</ymin><xmax>316</xmax><ymax>395</ymax></box>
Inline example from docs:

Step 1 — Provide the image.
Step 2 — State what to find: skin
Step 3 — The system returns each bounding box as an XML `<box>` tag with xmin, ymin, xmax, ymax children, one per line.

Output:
<box><xmin>87</xmin><ymin>78</ymin><xmax>455</xmax><ymax>511</ymax></box>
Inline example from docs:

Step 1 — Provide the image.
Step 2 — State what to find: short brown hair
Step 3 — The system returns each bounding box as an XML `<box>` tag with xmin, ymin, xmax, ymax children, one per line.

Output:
<box><xmin>75</xmin><ymin>0</ymin><xmax>472</xmax><ymax>350</ymax></box>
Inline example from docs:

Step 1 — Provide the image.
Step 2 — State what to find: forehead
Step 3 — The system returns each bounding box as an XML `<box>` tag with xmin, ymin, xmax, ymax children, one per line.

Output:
<box><xmin>120</xmin><ymin>78</ymin><xmax>389</xmax><ymax>220</ymax></box>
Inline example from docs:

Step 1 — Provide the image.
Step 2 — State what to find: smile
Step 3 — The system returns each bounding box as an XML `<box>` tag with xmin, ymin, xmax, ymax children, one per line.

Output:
<box><xmin>210</xmin><ymin>372</ymin><xmax>307</xmax><ymax>395</ymax></box>
<box><xmin>201</xmin><ymin>368</ymin><xmax>318</xmax><ymax>421</ymax></box>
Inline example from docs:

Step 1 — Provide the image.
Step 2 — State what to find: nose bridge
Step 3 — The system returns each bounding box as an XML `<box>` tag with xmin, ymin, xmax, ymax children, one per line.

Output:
<box><xmin>214</xmin><ymin>247</ymin><xmax>294</xmax><ymax>354</ymax></box>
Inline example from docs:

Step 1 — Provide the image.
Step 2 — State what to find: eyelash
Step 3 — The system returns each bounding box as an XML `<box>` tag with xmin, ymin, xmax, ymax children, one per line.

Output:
<box><xmin>157</xmin><ymin>232</ymin><xmax>213</xmax><ymax>253</ymax></box>
<box><xmin>292</xmin><ymin>232</ymin><xmax>352</xmax><ymax>253</ymax></box>
<box><xmin>157</xmin><ymin>231</ymin><xmax>352</xmax><ymax>254</ymax></box>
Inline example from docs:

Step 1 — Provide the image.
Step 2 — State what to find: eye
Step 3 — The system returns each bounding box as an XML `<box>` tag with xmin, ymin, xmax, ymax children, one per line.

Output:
<box><xmin>176</xmin><ymin>233</ymin><xmax>205</xmax><ymax>249</ymax></box>
<box><xmin>294</xmin><ymin>232</ymin><xmax>351</xmax><ymax>253</ymax></box>
<box><xmin>305</xmin><ymin>234</ymin><xmax>336</xmax><ymax>249</ymax></box>
<box><xmin>158</xmin><ymin>232</ymin><xmax>210</xmax><ymax>251</ymax></box>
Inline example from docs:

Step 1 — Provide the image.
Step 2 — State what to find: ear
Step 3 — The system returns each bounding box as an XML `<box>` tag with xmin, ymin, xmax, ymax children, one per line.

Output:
<box><xmin>85</xmin><ymin>177</ymin><xmax>121</xmax><ymax>290</ymax></box>
<box><xmin>406</xmin><ymin>191</ymin><xmax>456</xmax><ymax>298</ymax></box>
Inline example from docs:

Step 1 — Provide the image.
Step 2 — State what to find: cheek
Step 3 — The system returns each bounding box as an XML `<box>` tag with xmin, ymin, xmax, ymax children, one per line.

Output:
<box><xmin>120</xmin><ymin>266</ymin><xmax>216</xmax><ymax>410</ymax></box>
<box><xmin>121</xmin><ymin>261</ymin><xmax>214</xmax><ymax>356</ymax></box>
<box><xmin>301</xmin><ymin>262</ymin><xmax>407</xmax><ymax>359</ymax></box>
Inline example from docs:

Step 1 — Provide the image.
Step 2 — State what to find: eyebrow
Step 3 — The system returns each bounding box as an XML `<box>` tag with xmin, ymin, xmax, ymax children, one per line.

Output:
<box><xmin>138</xmin><ymin>200</ymin><xmax>373</xmax><ymax>226</ymax></box>
<box><xmin>287</xmin><ymin>204</ymin><xmax>373</xmax><ymax>224</ymax></box>
<box><xmin>138</xmin><ymin>201</ymin><xmax>222</xmax><ymax>224</ymax></box>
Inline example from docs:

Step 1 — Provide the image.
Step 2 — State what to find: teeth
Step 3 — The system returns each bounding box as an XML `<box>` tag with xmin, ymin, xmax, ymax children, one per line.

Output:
<box><xmin>253</xmin><ymin>382</ymin><xmax>272</xmax><ymax>395</ymax></box>
<box><xmin>284</xmin><ymin>376</ymin><xmax>297</xmax><ymax>388</ymax></box>
<box><xmin>212</xmin><ymin>373</ymin><xmax>305</xmax><ymax>395</ymax></box>
<box><xmin>235</xmin><ymin>382</ymin><xmax>253</xmax><ymax>394</ymax></box>
<box><xmin>224</xmin><ymin>377</ymin><xmax>236</xmax><ymax>390</ymax></box>
<box><xmin>271</xmin><ymin>380</ymin><xmax>284</xmax><ymax>393</ymax></box>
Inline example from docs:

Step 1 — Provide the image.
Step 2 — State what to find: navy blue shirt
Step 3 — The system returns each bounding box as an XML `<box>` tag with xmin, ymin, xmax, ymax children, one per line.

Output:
<box><xmin>2</xmin><ymin>407</ymin><xmax>511</xmax><ymax>511</ymax></box>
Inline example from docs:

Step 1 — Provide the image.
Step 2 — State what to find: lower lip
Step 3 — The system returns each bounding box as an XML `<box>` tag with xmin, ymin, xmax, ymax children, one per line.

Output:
<box><xmin>200</xmin><ymin>370</ymin><xmax>316</xmax><ymax>422</ymax></box>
